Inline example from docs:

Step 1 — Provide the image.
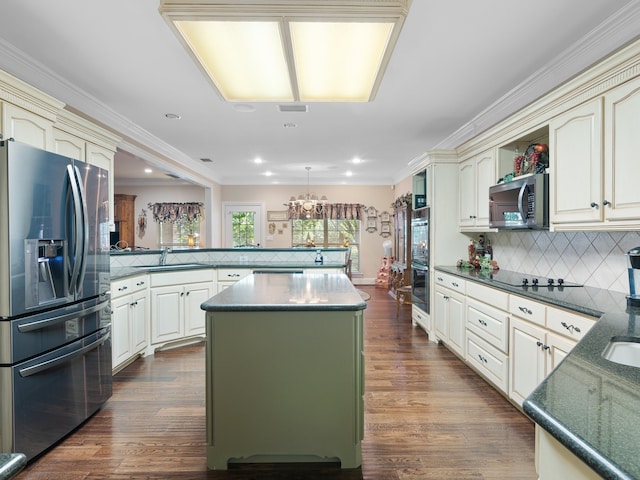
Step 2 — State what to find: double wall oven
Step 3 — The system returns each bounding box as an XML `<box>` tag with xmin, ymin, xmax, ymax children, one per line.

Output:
<box><xmin>411</xmin><ymin>207</ymin><xmax>430</xmax><ymax>314</ymax></box>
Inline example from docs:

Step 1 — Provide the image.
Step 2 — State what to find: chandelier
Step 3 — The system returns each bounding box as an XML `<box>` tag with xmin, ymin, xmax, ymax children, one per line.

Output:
<box><xmin>286</xmin><ymin>167</ymin><xmax>328</xmax><ymax>219</ymax></box>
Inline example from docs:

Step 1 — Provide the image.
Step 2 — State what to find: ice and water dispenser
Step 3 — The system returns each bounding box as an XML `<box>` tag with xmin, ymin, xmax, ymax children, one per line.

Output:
<box><xmin>25</xmin><ymin>238</ymin><xmax>68</xmax><ymax>308</ymax></box>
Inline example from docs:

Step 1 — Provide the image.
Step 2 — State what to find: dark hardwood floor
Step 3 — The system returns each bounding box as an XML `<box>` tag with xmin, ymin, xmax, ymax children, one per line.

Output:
<box><xmin>17</xmin><ymin>286</ymin><xmax>536</xmax><ymax>480</ymax></box>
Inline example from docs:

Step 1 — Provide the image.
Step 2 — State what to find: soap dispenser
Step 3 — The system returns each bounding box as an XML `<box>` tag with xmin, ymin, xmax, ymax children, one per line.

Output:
<box><xmin>315</xmin><ymin>249</ymin><xmax>323</xmax><ymax>264</ymax></box>
<box><xmin>627</xmin><ymin>247</ymin><xmax>640</xmax><ymax>307</ymax></box>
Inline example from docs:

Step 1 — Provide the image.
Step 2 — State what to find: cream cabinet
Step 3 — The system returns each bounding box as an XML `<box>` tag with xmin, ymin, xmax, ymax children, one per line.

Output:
<box><xmin>602</xmin><ymin>77</ymin><xmax>640</xmax><ymax>222</ymax></box>
<box><xmin>434</xmin><ymin>273</ymin><xmax>465</xmax><ymax>356</ymax></box>
<box><xmin>1</xmin><ymin>101</ymin><xmax>54</xmax><ymax>150</ymax></box>
<box><xmin>551</xmin><ymin>75</ymin><xmax>640</xmax><ymax>229</ymax></box>
<box><xmin>550</xmin><ymin>98</ymin><xmax>604</xmax><ymax>225</ymax></box>
<box><xmin>216</xmin><ymin>268</ymin><xmax>252</xmax><ymax>292</ymax></box>
<box><xmin>458</xmin><ymin>149</ymin><xmax>495</xmax><ymax>230</ymax></box>
<box><xmin>465</xmin><ymin>283</ymin><xmax>510</xmax><ymax>392</ymax></box>
<box><xmin>509</xmin><ymin>296</ymin><xmax>594</xmax><ymax>407</ymax></box>
<box><xmin>150</xmin><ymin>269</ymin><xmax>215</xmax><ymax>347</ymax></box>
<box><xmin>111</xmin><ymin>274</ymin><xmax>149</xmax><ymax>372</ymax></box>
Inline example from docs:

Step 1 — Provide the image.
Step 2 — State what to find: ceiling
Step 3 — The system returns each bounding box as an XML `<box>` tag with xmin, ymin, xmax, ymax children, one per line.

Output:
<box><xmin>0</xmin><ymin>1</ymin><xmax>638</xmax><ymax>187</ymax></box>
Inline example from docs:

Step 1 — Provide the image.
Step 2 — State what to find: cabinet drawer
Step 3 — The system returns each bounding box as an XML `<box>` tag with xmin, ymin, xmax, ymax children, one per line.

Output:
<box><xmin>412</xmin><ymin>305</ymin><xmax>429</xmax><ymax>331</ymax></box>
<box><xmin>547</xmin><ymin>307</ymin><xmax>596</xmax><ymax>342</ymax></box>
<box><xmin>466</xmin><ymin>282</ymin><xmax>508</xmax><ymax>311</ymax></box>
<box><xmin>509</xmin><ymin>294</ymin><xmax>546</xmax><ymax>326</ymax></box>
<box><xmin>466</xmin><ymin>298</ymin><xmax>509</xmax><ymax>353</ymax></box>
<box><xmin>111</xmin><ymin>278</ymin><xmax>132</xmax><ymax>299</ymax></box>
<box><xmin>128</xmin><ymin>274</ymin><xmax>148</xmax><ymax>294</ymax></box>
<box><xmin>217</xmin><ymin>268</ymin><xmax>252</xmax><ymax>282</ymax></box>
<box><xmin>434</xmin><ymin>272</ymin><xmax>465</xmax><ymax>294</ymax></box>
<box><xmin>466</xmin><ymin>330</ymin><xmax>508</xmax><ymax>393</ymax></box>
<box><xmin>150</xmin><ymin>269</ymin><xmax>214</xmax><ymax>287</ymax></box>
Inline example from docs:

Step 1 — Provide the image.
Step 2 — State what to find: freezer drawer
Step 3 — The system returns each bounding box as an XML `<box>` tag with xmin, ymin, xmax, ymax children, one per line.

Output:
<box><xmin>0</xmin><ymin>297</ymin><xmax>110</xmax><ymax>364</ymax></box>
<box><xmin>0</xmin><ymin>327</ymin><xmax>112</xmax><ymax>460</ymax></box>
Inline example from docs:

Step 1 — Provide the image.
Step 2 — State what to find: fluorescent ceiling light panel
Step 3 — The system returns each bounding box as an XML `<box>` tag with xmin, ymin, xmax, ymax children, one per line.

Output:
<box><xmin>159</xmin><ymin>1</ymin><xmax>411</xmax><ymax>103</ymax></box>
<box><xmin>175</xmin><ymin>20</ymin><xmax>294</xmax><ymax>101</ymax></box>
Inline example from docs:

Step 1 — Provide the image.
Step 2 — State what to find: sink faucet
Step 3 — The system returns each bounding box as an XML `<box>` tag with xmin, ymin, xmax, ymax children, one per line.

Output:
<box><xmin>159</xmin><ymin>247</ymin><xmax>171</xmax><ymax>265</ymax></box>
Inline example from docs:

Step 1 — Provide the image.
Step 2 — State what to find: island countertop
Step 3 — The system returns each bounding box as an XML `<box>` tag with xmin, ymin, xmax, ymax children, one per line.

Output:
<box><xmin>200</xmin><ymin>273</ymin><xmax>366</xmax><ymax>312</ymax></box>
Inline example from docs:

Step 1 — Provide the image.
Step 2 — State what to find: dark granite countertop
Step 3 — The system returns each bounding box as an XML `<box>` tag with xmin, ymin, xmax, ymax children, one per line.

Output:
<box><xmin>434</xmin><ymin>267</ymin><xmax>638</xmax><ymax>479</ymax></box>
<box><xmin>111</xmin><ymin>262</ymin><xmax>345</xmax><ymax>281</ymax></box>
<box><xmin>524</xmin><ymin>310</ymin><xmax>640</xmax><ymax>480</ymax></box>
<box><xmin>435</xmin><ymin>266</ymin><xmax>628</xmax><ymax>318</ymax></box>
<box><xmin>201</xmin><ymin>273</ymin><xmax>366</xmax><ymax>312</ymax></box>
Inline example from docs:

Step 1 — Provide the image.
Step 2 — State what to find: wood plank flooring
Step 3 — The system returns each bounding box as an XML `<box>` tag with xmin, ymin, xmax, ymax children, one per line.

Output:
<box><xmin>16</xmin><ymin>286</ymin><xmax>536</xmax><ymax>480</ymax></box>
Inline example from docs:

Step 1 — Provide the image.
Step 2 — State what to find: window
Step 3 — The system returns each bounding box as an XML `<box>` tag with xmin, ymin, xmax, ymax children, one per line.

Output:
<box><xmin>231</xmin><ymin>211</ymin><xmax>256</xmax><ymax>247</ymax></box>
<box><xmin>159</xmin><ymin>217</ymin><xmax>201</xmax><ymax>248</ymax></box>
<box><xmin>292</xmin><ymin>219</ymin><xmax>360</xmax><ymax>271</ymax></box>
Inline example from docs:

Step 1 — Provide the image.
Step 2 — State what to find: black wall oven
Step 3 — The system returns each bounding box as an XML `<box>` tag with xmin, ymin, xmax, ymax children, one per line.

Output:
<box><xmin>411</xmin><ymin>208</ymin><xmax>430</xmax><ymax>314</ymax></box>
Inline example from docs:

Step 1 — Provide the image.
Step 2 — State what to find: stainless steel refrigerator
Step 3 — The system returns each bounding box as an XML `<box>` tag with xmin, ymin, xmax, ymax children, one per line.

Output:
<box><xmin>0</xmin><ymin>140</ymin><xmax>112</xmax><ymax>460</ymax></box>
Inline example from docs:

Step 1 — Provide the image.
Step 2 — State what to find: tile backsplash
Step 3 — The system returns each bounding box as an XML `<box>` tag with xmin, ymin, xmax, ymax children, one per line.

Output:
<box><xmin>488</xmin><ymin>230</ymin><xmax>640</xmax><ymax>294</ymax></box>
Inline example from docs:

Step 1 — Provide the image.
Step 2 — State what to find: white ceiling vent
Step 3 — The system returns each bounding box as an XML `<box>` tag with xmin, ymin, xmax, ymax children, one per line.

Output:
<box><xmin>278</xmin><ymin>105</ymin><xmax>308</xmax><ymax>113</ymax></box>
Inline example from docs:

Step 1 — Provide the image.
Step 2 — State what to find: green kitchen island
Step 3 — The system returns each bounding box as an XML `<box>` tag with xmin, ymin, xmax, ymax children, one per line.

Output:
<box><xmin>200</xmin><ymin>273</ymin><xmax>367</xmax><ymax>470</ymax></box>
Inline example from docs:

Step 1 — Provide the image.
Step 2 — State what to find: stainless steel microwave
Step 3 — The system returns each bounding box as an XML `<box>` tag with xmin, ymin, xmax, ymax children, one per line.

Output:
<box><xmin>489</xmin><ymin>173</ymin><xmax>549</xmax><ymax>229</ymax></box>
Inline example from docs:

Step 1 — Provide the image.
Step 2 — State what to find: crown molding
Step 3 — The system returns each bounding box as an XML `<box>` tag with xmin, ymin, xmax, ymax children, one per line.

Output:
<box><xmin>435</xmin><ymin>1</ymin><xmax>640</xmax><ymax>151</ymax></box>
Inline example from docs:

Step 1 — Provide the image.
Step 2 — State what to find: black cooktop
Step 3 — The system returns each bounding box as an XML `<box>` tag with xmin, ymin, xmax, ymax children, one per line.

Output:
<box><xmin>486</xmin><ymin>269</ymin><xmax>582</xmax><ymax>289</ymax></box>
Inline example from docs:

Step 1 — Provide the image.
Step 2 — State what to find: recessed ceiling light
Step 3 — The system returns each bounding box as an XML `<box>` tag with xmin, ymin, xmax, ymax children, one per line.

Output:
<box><xmin>144</xmin><ymin>168</ymin><xmax>153</xmax><ymax>174</ymax></box>
<box><xmin>346</xmin><ymin>171</ymin><xmax>353</xmax><ymax>177</ymax></box>
<box><xmin>352</xmin><ymin>157</ymin><xmax>362</xmax><ymax>164</ymax></box>
<box><xmin>265</xmin><ymin>171</ymin><xmax>273</xmax><ymax>176</ymax></box>
<box><xmin>165</xmin><ymin>113</ymin><xmax>181</xmax><ymax>119</ymax></box>
<box><xmin>254</xmin><ymin>157</ymin><xmax>263</xmax><ymax>164</ymax></box>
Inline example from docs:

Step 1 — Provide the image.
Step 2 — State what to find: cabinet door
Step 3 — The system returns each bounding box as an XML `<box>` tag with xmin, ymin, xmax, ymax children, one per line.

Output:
<box><xmin>474</xmin><ymin>151</ymin><xmax>495</xmax><ymax>227</ymax></box>
<box><xmin>53</xmin><ymin>129</ymin><xmax>85</xmax><ymax>161</ymax></box>
<box><xmin>550</xmin><ymin>98</ymin><xmax>603</xmax><ymax>224</ymax></box>
<box><xmin>546</xmin><ymin>332</ymin><xmax>575</xmax><ymax>374</ymax></box>
<box><xmin>2</xmin><ymin>102</ymin><xmax>53</xmax><ymax>150</ymax></box>
<box><xmin>150</xmin><ymin>286</ymin><xmax>184</xmax><ymax>344</ymax></box>
<box><xmin>509</xmin><ymin>317</ymin><xmax>546</xmax><ymax>407</ymax></box>
<box><xmin>130</xmin><ymin>291</ymin><xmax>149</xmax><ymax>353</ymax></box>
<box><xmin>433</xmin><ymin>287</ymin><xmax>448</xmax><ymax>342</ymax></box>
<box><xmin>86</xmin><ymin>142</ymin><xmax>114</xmax><ymax>227</ymax></box>
<box><xmin>458</xmin><ymin>159</ymin><xmax>475</xmax><ymax>226</ymax></box>
<box><xmin>447</xmin><ymin>292</ymin><xmax>465</xmax><ymax>356</ymax></box>
<box><xmin>184</xmin><ymin>282</ymin><xmax>213</xmax><ymax>336</ymax></box>
<box><xmin>604</xmin><ymin>77</ymin><xmax>640</xmax><ymax>222</ymax></box>
<box><xmin>111</xmin><ymin>295</ymin><xmax>132</xmax><ymax>369</ymax></box>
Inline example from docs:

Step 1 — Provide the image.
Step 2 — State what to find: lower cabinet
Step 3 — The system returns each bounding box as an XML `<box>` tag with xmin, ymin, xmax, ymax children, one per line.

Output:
<box><xmin>216</xmin><ymin>268</ymin><xmax>252</xmax><ymax>293</ymax></box>
<box><xmin>150</xmin><ymin>269</ymin><xmax>215</xmax><ymax>347</ymax></box>
<box><xmin>111</xmin><ymin>274</ymin><xmax>149</xmax><ymax>372</ymax></box>
<box><xmin>464</xmin><ymin>284</ymin><xmax>509</xmax><ymax>393</ymax></box>
<box><xmin>434</xmin><ymin>280</ymin><xmax>466</xmax><ymax>356</ymax></box>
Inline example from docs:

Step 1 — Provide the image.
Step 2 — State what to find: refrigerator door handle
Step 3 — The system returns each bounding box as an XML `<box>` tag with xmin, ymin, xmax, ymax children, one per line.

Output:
<box><xmin>66</xmin><ymin>165</ymin><xmax>88</xmax><ymax>295</ymax></box>
<box><xmin>17</xmin><ymin>301</ymin><xmax>109</xmax><ymax>333</ymax></box>
<box><xmin>18</xmin><ymin>330</ymin><xmax>110</xmax><ymax>378</ymax></box>
<box><xmin>72</xmin><ymin>165</ymin><xmax>90</xmax><ymax>291</ymax></box>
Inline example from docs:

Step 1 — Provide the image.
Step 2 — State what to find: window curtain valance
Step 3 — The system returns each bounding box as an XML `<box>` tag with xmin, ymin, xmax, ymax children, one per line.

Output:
<box><xmin>327</xmin><ymin>203</ymin><xmax>364</xmax><ymax>220</ymax></box>
<box><xmin>147</xmin><ymin>202</ymin><xmax>204</xmax><ymax>223</ymax></box>
<box><xmin>287</xmin><ymin>203</ymin><xmax>364</xmax><ymax>220</ymax></box>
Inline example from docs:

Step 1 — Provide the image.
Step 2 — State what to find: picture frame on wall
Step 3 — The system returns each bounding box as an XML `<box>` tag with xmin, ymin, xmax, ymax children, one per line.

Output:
<box><xmin>267</xmin><ymin>210</ymin><xmax>289</xmax><ymax>221</ymax></box>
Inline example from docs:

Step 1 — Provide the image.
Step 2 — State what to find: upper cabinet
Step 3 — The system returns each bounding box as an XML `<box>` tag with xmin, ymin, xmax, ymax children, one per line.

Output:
<box><xmin>549</xmin><ymin>97</ymin><xmax>604</xmax><ymax>225</ymax></box>
<box><xmin>1</xmin><ymin>102</ymin><xmax>54</xmax><ymax>150</ymax></box>
<box><xmin>550</xmin><ymin>75</ymin><xmax>640</xmax><ymax>230</ymax></box>
<box><xmin>0</xmin><ymin>70</ymin><xmax>120</xmax><ymax>230</ymax></box>
<box><xmin>458</xmin><ymin>149</ymin><xmax>495</xmax><ymax>231</ymax></box>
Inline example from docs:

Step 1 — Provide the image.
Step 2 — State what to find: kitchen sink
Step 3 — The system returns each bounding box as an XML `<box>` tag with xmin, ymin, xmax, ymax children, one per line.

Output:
<box><xmin>132</xmin><ymin>263</ymin><xmax>206</xmax><ymax>271</ymax></box>
<box><xmin>602</xmin><ymin>337</ymin><xmax>640</xmax><ymax>368</ymax></box>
